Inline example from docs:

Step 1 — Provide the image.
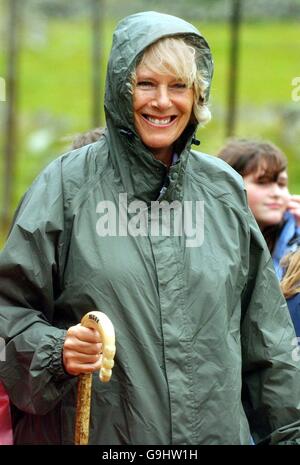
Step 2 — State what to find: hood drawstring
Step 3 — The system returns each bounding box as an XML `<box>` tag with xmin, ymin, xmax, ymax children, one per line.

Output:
<box><xmin>192</xmin><ymin>137</ymin><xmax>201</xmax><ymax>146</ymax></box>
<box><xmin>119</xmin><ymin>128</ymin><xmax>135</xmax><ymax>139</ymax></box>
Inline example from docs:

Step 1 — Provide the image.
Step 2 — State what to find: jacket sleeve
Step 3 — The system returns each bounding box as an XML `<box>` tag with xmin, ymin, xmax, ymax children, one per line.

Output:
<box><xmin>241</xmin><ymin>211</ymin><xmax>300</xmax><ymax>445</ymax></box>
<box><xmin>0</xmin><ymin>158</ymin><xmax>75</xmax><ymax>415</ymax></box>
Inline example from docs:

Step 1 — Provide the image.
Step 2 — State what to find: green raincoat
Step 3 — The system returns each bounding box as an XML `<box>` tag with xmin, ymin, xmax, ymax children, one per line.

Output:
<box><xmin>1</xmin><ymin>11</ymin><xmax>300</xmax><ymax>445</ymax></box>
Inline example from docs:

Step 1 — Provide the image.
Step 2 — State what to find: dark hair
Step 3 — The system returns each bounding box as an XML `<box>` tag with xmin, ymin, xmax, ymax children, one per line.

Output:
<box><xmin>218</xmin><ymin>139</ymin><xmax>287</xmax><ymax>180</ymax></box>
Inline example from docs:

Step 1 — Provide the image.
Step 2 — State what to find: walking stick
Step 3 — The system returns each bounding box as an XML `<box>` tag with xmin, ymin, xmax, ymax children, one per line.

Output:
<box><xmin>74</xmin><ymin>311</ymin><xmax>116</xmax><ymax>445</ymax></box>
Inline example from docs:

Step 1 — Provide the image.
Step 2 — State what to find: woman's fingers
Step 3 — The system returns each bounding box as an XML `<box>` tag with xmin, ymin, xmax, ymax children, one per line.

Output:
<box><xmin>66</xmin><ymin>351</ymin><xmax>102</xmax><ymax>363</ymax></box>
<box><xmin>64</xmin><ymin>337</ymin><xmax>102</xmax><ymax>355</ymax></box>
<box><xmin>63</xmin><ymin>324</ymin><xmax>104</xmax><ymax>375</ymax></box>
<box><xmin>63</xmin><ymin>348</ymin><xmax>103</xmax><ymax>376</ymax></box>
<box><xmin>287</xmin><ymin>195</ymin><xmax>300</xmax><ymax>226</ymax></box>
<box><xmin>68</xmin><ymin>324</ymin><xmax>102</xmax><ymax>343</ymax></box>
<box><xmin>65</xmin><ymin>324</ymin><xmax>102</xmax><ymax>352</ymax></box>
<box><xmin>64</xmin><ymin>353</ymin><xmax>103</xmax><ymax>376</ymax></box>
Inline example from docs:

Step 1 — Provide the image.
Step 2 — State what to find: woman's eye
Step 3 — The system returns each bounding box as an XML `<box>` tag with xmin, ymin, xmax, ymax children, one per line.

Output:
<box><xmin>256</xmin><ymin>179</ymin><xmax>269</xmax><ymax>185</ymax></box>
<box><xmin>171</xmin><ymin>82</ymin><xmax>187</xmax><ymax>89</ymax></box>
<box><xmin>136</xmin><ymin>81</ymin><xmax>154</xmax><ymax>88</ymax></box>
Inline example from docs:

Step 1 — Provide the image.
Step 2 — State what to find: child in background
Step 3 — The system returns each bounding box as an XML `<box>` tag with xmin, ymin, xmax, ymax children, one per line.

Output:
<box><xmin>218</xmin><ymin>139</ymin><xmax>300</xmax><ymax>279</ymax></box>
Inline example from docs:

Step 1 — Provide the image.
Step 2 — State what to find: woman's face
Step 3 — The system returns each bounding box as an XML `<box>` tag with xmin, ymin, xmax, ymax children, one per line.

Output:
<box><xmin>243</xmin><ymin>165</ymin><xmax>290</xmax><ymax>230</ymax></box>
<box><xmin>133</xmin><ymin>63</ymin><xmax>194</xmax><ymax>164</ymax></box>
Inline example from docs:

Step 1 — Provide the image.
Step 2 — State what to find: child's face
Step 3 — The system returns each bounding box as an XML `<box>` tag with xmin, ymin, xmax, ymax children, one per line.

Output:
<box><xmin>243</xmin><ymin>165</ymin><xmax>290</xmax><ymax>230</ymax></box>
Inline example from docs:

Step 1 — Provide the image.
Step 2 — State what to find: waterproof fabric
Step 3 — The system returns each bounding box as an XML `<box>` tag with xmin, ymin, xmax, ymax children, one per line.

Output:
<box><xmin>1</xmin><ymin>11</ymin><xmax>300</xmax><ymax>445</ymax></box>
<box><xmin>0</xmin><ymin>382</ymin><xmax>13</xmax><ymax>445</ymax></box>
<box><xmin>273</xmin><ymin>211</ymin><xmax>300</xmax><ymax>279</ymax></box>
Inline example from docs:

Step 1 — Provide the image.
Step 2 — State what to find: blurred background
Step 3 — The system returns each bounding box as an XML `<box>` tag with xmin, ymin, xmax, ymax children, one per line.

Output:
<box><xmin>0</xmin><ymin>0</ymin><xmax>300</xmax><ymax>246</ymax></box>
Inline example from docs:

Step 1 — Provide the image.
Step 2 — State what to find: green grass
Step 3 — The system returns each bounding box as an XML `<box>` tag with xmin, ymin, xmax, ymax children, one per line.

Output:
<box><xmin>0</xmin><ymin>18</ymin><xmax>300</xmax><ymax>245</ymax></box>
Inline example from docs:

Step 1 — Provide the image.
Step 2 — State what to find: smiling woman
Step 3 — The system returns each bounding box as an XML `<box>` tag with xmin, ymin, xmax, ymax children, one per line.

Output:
<box><xmin>133</xmin><ymin>67</ymin><xmax>194</xmax><ymax>165</ymax></box>
<box><xmin>132</xmin><ymin>37</ymin><xmax>211</xmax><ymax>166</ymax></box>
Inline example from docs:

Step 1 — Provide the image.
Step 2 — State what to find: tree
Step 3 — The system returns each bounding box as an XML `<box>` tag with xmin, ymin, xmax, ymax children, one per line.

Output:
<box><xmin>91</xmin><ymin>0</ymin><xmax>105</xmax><ymax>127</ymax></box>
<box><xmin>226</xmin><ymin>0</ymin><xmax>242</xmax><ymax>137</ymax></box>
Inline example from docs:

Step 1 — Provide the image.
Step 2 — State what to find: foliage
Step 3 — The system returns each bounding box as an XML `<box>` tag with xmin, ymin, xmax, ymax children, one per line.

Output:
<box><xmin>12</xmin><ymin>0</ymin><xmax>300</xmax><ymax>21</ymax></box>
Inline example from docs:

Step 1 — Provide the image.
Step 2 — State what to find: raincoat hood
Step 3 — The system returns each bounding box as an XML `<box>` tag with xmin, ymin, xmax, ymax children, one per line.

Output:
<box><xmin>104</xmin><ymin>11</ymin><xmax>214</xmax><ymax>202</ymax></box>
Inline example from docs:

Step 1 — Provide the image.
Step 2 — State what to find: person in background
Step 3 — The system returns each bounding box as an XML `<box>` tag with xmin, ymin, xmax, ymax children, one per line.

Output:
<box><xmin>72</xmin><ymin>127</ymin><xmax>105</xmax><ymax>150</ymax></box>
<box><xmin>218</xmin><ymin>139</ymin><xmax>300</xmax><ymax>279</ymax></box>
<box><xmin>1</xmin><ymin>12</ymin><xmax>300</xmax><ymax>446</ymax></box>
<box><xmin>281</xmin><ymin>248</ymin><xmax>300</xmax><ymax>338</ymax></box>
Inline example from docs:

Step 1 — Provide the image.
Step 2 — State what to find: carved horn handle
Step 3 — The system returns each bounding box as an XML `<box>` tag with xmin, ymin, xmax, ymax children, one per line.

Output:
<box><xmin>74</xmin><ymin>311</ymin><xmax>116</xmax><ymax>445</ymax></box>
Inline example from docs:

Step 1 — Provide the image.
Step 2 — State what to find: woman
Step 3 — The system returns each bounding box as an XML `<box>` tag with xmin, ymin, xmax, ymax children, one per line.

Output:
<box><xmin>0</xmin><ymin>11</ymin><xmax>300</xmax><ymax>445</ymax></box>
<box><xmin>218</xmin><ymin>139</ymin><xmax>300</xmax><ymax>278</ymax></box>
<box><xmin>281</xmin><ymin>248</ymin><xmax>300</xmax><ymax>338</ymax></box>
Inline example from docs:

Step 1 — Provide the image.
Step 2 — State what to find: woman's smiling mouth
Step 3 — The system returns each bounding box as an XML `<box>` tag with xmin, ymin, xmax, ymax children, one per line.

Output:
<box><xmin>141</xmin><ymin>114</ymin><xmax>177</xmax><ymax>127</ymax></box>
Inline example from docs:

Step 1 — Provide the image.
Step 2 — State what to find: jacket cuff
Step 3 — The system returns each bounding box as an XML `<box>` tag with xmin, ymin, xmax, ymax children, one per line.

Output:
<box><xmin>48</xmin><ymin>330</ymin><xmax>73</xmax><ymax>382</ymax></box>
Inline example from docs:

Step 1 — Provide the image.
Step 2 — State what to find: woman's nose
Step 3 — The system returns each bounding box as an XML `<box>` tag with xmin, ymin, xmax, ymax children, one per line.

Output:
<box><xmin>152</xmin><ymin>85</ymin><xmax>172</xmax><ymax>109</ymax></box>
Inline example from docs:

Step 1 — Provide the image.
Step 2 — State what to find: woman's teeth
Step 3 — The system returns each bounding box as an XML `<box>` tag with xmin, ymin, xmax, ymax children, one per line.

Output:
<box><xmin>145</xmin><ymin>116</ymin><xmax>172</xmax><ymax>125</ymax></box>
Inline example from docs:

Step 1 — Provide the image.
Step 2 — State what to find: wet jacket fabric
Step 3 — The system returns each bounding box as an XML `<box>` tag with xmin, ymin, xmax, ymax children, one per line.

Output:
<box><xmin>1</xmin><ymin>11</ymin><xmax>300</xmax><ymax>445</ymax></box>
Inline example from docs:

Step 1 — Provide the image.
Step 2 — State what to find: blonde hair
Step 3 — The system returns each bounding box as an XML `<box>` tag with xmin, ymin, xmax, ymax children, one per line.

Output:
<box><xmin>131</xmin><ymin>37</ymin><xmax>211</xmax><ymax>126</ymax></box>
<box><xmin>280</xmin><ymin>249</ymin><xmax>300</xmax><ymax>299</ymax></box>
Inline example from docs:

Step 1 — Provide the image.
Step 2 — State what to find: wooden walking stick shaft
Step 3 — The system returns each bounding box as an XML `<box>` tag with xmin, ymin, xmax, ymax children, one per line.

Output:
<box><xmin>74</xmin><ymin>311</ymin><xmax>116</xmax><ymax>445</ymax></box>
<box><xmin>75</xmin><ymin>373</ymin><xmax>92</xmax><ymax>445</ymax></box>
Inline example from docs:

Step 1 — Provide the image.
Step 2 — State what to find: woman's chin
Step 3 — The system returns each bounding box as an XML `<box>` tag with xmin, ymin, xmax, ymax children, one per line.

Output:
<box><xmin>260</xmin><ymin>214</ymin><xmax>284</xmax><ymax>229</ymax></box>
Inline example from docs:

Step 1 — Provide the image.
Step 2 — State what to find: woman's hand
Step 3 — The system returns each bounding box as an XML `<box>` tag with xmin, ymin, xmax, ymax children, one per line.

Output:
<box><xmin>63</xmin><ymin>324</ymin><xmax>103</xmax><ymax>376</ymax></box>
<box><xmin>287</xmin><ymin>195</ymin><xmax>300</xmax><ymax>227</ymax></box>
